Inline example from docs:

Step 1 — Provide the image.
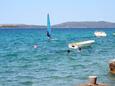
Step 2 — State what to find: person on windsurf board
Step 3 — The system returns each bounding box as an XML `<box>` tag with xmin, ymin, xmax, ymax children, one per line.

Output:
<box><xmin>47</xmin><ymin>14</ymin><xmax>52</xmax><ymax>40</ymax></box>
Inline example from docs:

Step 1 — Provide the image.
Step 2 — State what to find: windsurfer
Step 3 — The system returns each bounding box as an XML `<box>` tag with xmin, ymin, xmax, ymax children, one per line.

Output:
<box><xmin>47</xmin><ymin>31</ymin><xmax>51</xmax><ymax>39</ymax></box>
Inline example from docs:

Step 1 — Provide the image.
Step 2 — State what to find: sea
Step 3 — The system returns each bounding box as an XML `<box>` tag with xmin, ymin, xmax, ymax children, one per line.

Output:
<box><xmin>0</xmin><ymin>28</ymin><xmax>115</xmax><ymax>86</ymax></box>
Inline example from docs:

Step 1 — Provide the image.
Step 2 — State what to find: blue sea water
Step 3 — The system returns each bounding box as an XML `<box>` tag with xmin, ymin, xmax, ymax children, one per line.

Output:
<box><xmin>0</xmin><ymin>28</ymin><xmax>115</xmax><ymax>86</ymax></box>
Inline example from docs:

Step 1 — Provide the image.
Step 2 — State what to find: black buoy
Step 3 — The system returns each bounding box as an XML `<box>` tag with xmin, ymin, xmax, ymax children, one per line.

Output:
<box><xmin>67</xmin><ymin>50</ymin><xmax>70</xmax><ymax>53</ymax></box>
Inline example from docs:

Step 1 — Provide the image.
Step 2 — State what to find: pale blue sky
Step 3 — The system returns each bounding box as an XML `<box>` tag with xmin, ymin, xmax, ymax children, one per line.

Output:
<box><xmin>0</xmin><ymin>0</ymin><xmax>115</xmax><ymax>25</ymax></box>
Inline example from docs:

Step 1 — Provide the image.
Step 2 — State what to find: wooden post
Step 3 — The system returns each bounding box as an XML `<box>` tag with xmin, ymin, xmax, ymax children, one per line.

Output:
<box><xmin>79</xmin><ymin>76</ymin><xmax>108</xmax><ymax>86</ymax></box>
<box><xmin>88</xmin><ymin>76</ymin><xmax>97</xmax><ymax>85</ymax></box>
<box><xmin>109</xmin><ymin>59</ymin><xmax>115</xmax><ymax>74</ymax></box>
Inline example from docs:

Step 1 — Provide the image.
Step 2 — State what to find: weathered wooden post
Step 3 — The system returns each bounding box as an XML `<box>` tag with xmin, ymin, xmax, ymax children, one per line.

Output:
<box><xmin>79</xmin><ymin>76</ymin><xmax>108</xmax><ymax>86</ymax></box>
<box><xmin>109</xmin><ymin>59</ymin><xmax>115</xmax><ymax>74</ymax></box>
<box><xmin>88</xmin><ymin>76</ymin><xmax>97</xmax><ymax>85</ymax></box>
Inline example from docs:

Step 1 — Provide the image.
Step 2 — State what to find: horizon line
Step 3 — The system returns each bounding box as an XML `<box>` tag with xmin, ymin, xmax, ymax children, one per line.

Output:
<box><xmin>0</xmin><ymin>20</ymin><xmax>115</xmax><ymax>26</ymax></box>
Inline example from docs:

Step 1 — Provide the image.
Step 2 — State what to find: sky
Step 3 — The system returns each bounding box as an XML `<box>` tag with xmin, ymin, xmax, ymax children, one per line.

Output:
<box><xmin>0</xmin><ymin>0</ymin><xmax>115</xmax><ymax>25</ymax></box>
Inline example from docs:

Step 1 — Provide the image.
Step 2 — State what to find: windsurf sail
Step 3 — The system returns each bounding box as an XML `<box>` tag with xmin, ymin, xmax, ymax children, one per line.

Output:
<box><xmin>47</xmin><ymin>14</ymin><xmax>51</xmax><ymax>38</ymax></box>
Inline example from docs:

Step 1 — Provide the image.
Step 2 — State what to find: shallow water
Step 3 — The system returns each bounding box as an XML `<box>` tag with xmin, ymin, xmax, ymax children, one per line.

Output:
<box><xmin>0</xmin><ymin>28</ymin><xmax>115</xmax><ymax>86</ymax></box>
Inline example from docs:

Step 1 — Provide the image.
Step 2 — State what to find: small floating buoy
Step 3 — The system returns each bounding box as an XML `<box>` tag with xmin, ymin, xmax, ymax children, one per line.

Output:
<box><xmin>67</xmin><ymin>50</ymin><xmax>70</xmax><ymax>53</ymax></box>
<box><xmin>109</xmin><ymin>59</ymin><xmax>115</xmax><ymax>74</ymax></box>
<box><xmin>79</xmin><ymin>76</ymin><xmax>108</xmax><ymax>86</ymax></box>
<box><xmin>33</xmin><ymin>45</ymin><xmax>38</xmax><ymax>48</ymax></box>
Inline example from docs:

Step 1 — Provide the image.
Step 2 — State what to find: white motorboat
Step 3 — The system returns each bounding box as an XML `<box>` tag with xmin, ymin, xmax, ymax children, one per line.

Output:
<box><xmin>68</xmin><ymin>40</ymin><xmax>95</xmax><ymax>49</ymax></box>
<box><xmin>94</xmin><ymin>31</ymin><xmax>107</xmax><ymax>37</ymax></box>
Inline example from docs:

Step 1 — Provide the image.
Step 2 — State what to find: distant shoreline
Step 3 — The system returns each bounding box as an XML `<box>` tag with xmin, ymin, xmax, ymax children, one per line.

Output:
<box><xmin>0</xmin><ymin>21</ymin><xmax>115</xmax><ymax>28</ymax></box>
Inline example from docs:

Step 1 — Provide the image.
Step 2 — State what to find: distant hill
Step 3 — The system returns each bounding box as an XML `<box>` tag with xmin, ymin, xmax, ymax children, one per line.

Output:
<box><xmin>53</xmin><ymin>21</ymin><xmax>115</xmax><ymax>28</ymax></box>
<box><xmin>0</xmin><ymin>24</ymin><xmax>45</xmax><ymax>28</ymax></box>
<box><xmin>0</xmin><ymin>21</ymin><xmax>115</xmax><ymax>28</ymax></box>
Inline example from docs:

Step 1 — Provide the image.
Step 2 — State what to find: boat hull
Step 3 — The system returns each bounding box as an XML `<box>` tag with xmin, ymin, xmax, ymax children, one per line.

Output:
<box><xmin>68</xmin><ymin>40</ymin><xmax>95</xmax><ymax>49</ymax></box>
<box><xmin>94</xmin><ymin>31</ymin><xmax>107</xmax><ymax>37</ymax></box>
